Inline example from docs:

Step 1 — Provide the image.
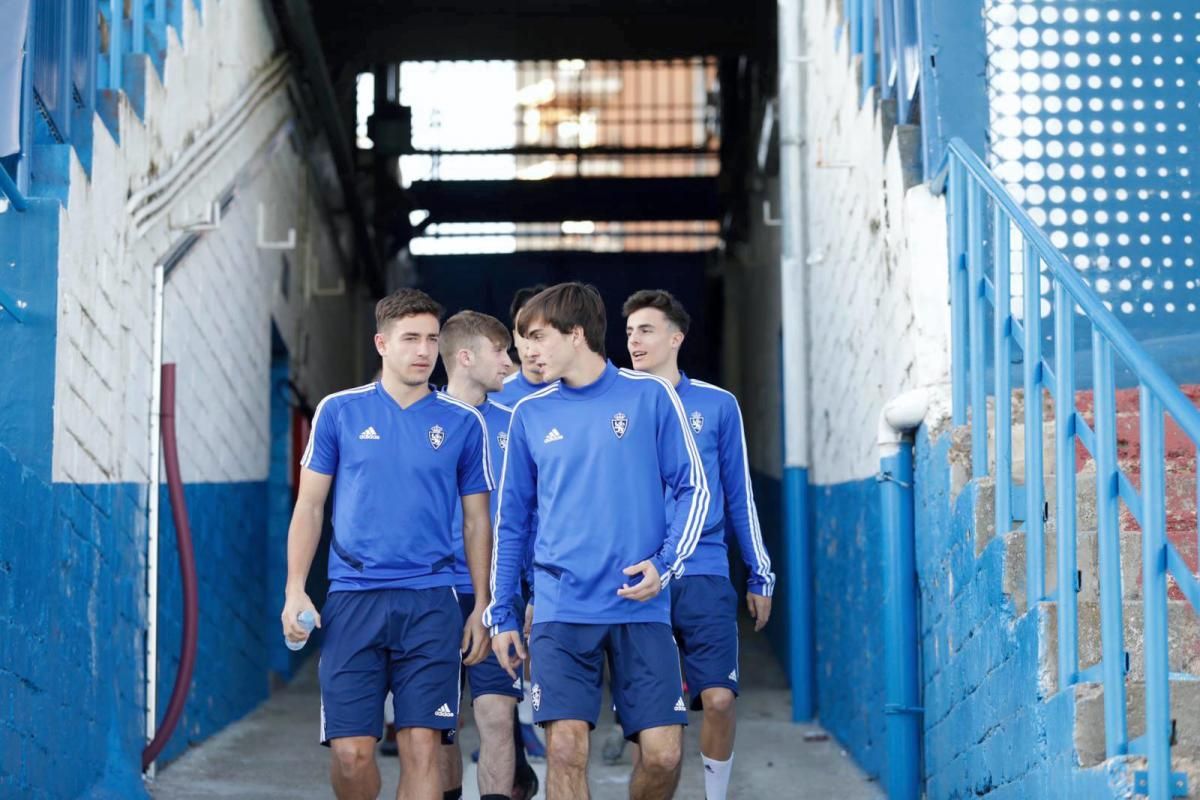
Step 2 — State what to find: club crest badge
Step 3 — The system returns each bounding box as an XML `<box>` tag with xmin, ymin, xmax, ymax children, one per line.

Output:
<box><xmin>428</xmin><ymin>425</ymin><xmax>445</xmax><ymax>450</ymax></box>
<box><xmin>611</xmin><ymin>412</ymin><xmax>629</xmax><ymax>439</ymax></box>
<box><xmin>531</xmin><ymin>683</ymin><xmax>541</xmax><ymax>711</ymax></box>
<box><xmin>690</xmin><ymin>410</ymin><xmax>704</xmax><ymax>434</ymax></box>
<box><xmin>497</xmin><ymin>431</ymin><xmax>508</xmax><ymax>451</ymax></box>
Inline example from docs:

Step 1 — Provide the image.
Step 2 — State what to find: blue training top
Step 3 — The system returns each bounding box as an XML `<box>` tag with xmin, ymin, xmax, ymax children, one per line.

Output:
<box><xmin>491</xmin><ymin>369</ymin><xmax>547</xmax><ymax>408</ymax></box>
<box><xmin>302</xmin><ymin>382</ymin><xmax>494</xmax><ymax>592</ymax></box>
<box><xmin>450</xmin><ymin>398</ymin><xmax>512</xmax><ymax>594</ymax></box>
<box><xmin>484</xmin><ymin>361</ymin><xmax>710</xmax><ymax>633</ymax></box>
<box><xmin>668</xmin><ymin>373</ymin><xmax>776</xmax><ymax>596</ymax></box>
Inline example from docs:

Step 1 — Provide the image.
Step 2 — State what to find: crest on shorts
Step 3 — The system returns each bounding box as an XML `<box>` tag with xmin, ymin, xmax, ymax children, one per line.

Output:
<box><xmin>689</xmin><ymin>410</ymin><xmax>704</xmax><ymax>434</ymax></box>
<box><xmin>531</xmin><ymin>683</ymin><xmax>542</xmax><ymax>711</ymax></box>
<box><xmin>428</xmin><ymin>425</ymin><xmax>445</xmax><ymax>450</ymax></box>
<box><xmin>611</xmin><ymin>412</ymin><xmax>629</xmax><ymax>439</ymax></box>
<box><xmin>497</xmin><ymin>431</ymin><xmax>508</xmax><ymax>451</ymax></box>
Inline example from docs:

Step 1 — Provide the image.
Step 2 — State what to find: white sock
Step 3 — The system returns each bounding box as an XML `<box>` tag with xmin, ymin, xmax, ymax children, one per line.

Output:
<box><xmin>702</xmin><ymin>753</ymin><xmax>733</xmax><ymax>800</ymax></box>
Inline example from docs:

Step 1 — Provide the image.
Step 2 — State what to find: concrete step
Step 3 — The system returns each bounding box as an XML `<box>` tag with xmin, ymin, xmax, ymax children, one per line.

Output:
<box><xmin>1073</xmin><ymin>678</ymin><xmax>1200</xmax><ymax>790</ymax></box>
<box><xmin>956</xmin><ymin>400</ymin><xmax>1197</xmax><ymax>538</ymax></box>
<box><xmin>954</xmin><ymin>396</ymin><xmax>1059</xmax><ymax>493</ymax></box>
<box><xmin>1039</xmin><ymin>600</ymin><xmax>1200</xmax><ymax>690</ymax></box>
<box><xmin>998</xmin><ymin>463</ymin><xmax>1196</xmax><ymax>610</ymax></box>
<box><xmin>1003</xmin><ymin>526</ymin><xmax>1144</xmax><ymax>611</ymax></box>
<box><xmin>1002</xmin><ymin>443</ymin><xmax>1193</xmax><ymax>536</ymax></box>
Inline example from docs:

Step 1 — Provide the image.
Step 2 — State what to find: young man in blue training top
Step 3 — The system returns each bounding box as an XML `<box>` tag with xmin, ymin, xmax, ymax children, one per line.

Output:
<box><xmin>439</xmin><ymin>310</ymin><xmax>538</xmax><ymax>800</ymax></box>
<box><xmin>281</xmin><ymin>288</ymin><xmax>495</xmax><ymax>800</ymax></box>
<box><xmin>486</xmin><ymin>282</ymin><xmax>710</xmax><ymax>800</ymax></box>
<box><xmin>492</xmin><ymin>284</ymin><xmax>548</xmax><ymax>408</ymax></box>
<box><xmin>493</xmin><ymin>285</ymin><xmax>550</xmax><ymax>763</ymax></box>
<box><xmin>624</xmin><ymin>289</ymin><xmax>776</xmax><ymax>800</ymax></box>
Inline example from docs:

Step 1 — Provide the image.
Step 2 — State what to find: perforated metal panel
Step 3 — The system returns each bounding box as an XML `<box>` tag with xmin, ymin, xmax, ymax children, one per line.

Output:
<box><xmin>985</xmin><ymin>1</ymin><xmax>1200</xmax><ymax>345</ymax></box>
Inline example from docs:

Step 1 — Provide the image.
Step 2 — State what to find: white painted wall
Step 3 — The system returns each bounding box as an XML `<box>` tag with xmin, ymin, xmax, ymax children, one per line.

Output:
<box><xmin>732</xmin><ymin>0</ymin><xmax>952</xmax><ymax>487</ymax></box>
<box><xmin>52</xmin><ymin>0</ymin><xmax>360</xmax><ymax>485</ymax></box>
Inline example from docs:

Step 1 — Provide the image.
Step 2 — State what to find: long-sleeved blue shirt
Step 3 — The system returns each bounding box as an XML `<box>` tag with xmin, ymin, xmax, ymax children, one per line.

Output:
<box><xmin>484</xmin><ymin>361</ymin><xmax>710</xmax><ymax>633</ymax></box>
<box><xmin>489</xmin><ymin>374</ymin><xmax>544</xmax><ymax>600</ymax></box>
<box><xmin>451</xmin><ymin>399</ymin><xmax>512</xmax><ymax>594</ymax></box>
<box><xmin>667</xmin><ymin>374</ymin><xmax>776</xmax><ymax>596</ymax></box>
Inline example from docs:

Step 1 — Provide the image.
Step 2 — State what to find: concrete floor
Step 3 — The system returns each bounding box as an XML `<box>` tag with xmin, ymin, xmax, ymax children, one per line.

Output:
<box><xmin>150</xmin><ymin>627</ymin><xmax>881</xmax><ymax>799</ymax></box>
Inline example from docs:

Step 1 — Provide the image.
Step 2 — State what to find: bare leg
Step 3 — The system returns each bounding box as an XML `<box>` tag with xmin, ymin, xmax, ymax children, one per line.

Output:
<box><xmin>396</xmin><ymin>727</ymin><xmax>442</xmax><ymax>800</ymax></box>
<box><xmin>699</xmin><ymin>688</ymin><xmax>736</xmax><ymax>760</ymax></box>
<box><xmin>437</xmin><ymin>735</ymin><xmax>463</xmax><ymax>797</ymax></box>
<box><xmin>330</xmin><ymin>736</ymin><xmax>381</xmax><ymax>800</ymax></box>
<box><xmin>629</xmin><ymin>725</ymin><xmax>682</xmax><ymax>800</ymax></box>
<box><xmin>475</xmin><ymin>695</ymin><xmax>518</xmax><ymax>796</ymax></box>
<box><xmin>545</xmin><ymin>720</ymin><xmax>591</xmax><ymax>800</ymax></box>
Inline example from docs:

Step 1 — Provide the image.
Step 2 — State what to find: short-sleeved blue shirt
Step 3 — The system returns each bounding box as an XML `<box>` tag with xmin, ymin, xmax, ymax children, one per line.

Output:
<box><xmin>302</xmin><ymin>382</ymin><xmax>495</xmax><ymax>591</ymax></box>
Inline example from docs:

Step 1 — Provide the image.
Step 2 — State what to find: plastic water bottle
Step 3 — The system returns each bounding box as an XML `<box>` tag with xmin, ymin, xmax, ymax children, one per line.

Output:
<box><xmin>286</xmin><ymin>610</ymin><xmax>316</xmax><ymax>651</ymax></box>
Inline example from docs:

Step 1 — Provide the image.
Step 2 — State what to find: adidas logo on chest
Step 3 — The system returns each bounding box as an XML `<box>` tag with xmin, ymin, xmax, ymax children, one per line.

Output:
<box><xmin>358</xmin><ymin>426</ymin><xmax>380</xmax><ymax>440</ymax></box>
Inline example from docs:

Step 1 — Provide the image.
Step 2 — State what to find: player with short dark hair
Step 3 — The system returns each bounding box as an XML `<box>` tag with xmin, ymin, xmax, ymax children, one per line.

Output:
<box><xmin>282</xmin><ymin>288</ymin><xmax>495</xmax><ymax>800</ymax></box>
<box><xmin>493</xmin><ymin>284</ymin><xmax>549</xmax><ymax>408</ymax></box>
<box><xmin>487</xmin><ymin>282</ymin><xmax>710</xmax><ymax>800</ymax></box>
<box><xmin>624</xmin><ymin>289</ymin><xmax>776</xmax><ymax>800</ymax></box>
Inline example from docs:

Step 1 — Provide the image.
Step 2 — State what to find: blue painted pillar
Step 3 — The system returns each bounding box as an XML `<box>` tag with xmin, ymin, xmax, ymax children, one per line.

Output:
<box><xmin>778</xmin><ymin>0</ymin><xmax>814</xmax><ymax>722</ymax></box>
<box><xmin>785</xmin><ymin>465</ymin><xmax>813</xmax><ymax>720</ymax></box>
<box><xmin>915</xmin><ymin>0</ymin><xmax>988</xmax><ymax>180</ymax></box>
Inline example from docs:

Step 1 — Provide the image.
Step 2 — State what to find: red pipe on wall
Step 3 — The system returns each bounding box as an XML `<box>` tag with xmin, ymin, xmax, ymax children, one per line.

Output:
<box><xmin>142</xmin><ymin>364</ymin><xmax>200</xmax><ymax>770</ymax></box>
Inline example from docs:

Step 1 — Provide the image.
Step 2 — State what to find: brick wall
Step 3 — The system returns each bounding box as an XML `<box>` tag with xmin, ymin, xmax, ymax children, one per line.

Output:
<box><xmin>915</xmin><ymin>431</ymin><xmax>1130</xmax><ymax>799</ymax></box>
<box><xmin>726</xmin><ymin>0</ymin><xmax>952</xmax><ymax>771</ymax></box>
<box><xmin>799</xmin><ymin>0</ymin><xmax>951</xmax><ymax>488</ymax></box>
<box><xmin>1</xmin><ymin>0</ymin><xmax>362</xmax><ymax>791</ymax></box>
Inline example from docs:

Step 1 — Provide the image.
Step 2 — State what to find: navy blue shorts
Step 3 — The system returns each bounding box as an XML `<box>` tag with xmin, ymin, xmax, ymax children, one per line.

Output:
<box><xmin>457</xmin><ymin>592</ymin><xmax>523</xmax><ymax>702</ymax></box>
<box><xmin>529</xmin><ymin>622</ymin><xmax>686</xmax><ymax>741</ymax></box>
<box><xmin>671</xmin><ymin>575</ymin><xmax>740</xmax><ymax>710</ymax></box>
<box><xmin>318</xmin><ymin>587</ymin><xmax>461</xmax><ymax>744</ymax></box>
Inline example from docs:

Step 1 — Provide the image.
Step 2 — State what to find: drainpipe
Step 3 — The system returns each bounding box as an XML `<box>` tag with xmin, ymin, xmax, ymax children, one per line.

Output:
<box><xmin>777</xmin><ymin>0</ymin><xmax>813</xmax><ymax>720</ymax></box>
<box><xmin>145</xmin><ymin>263</ymin><xmax>165</xmax><ymax>776</ymax></box>
<box><xmin>878</xmin><ymin>389</ymin><xmax>929</xmax><ymax>800</ymax></box>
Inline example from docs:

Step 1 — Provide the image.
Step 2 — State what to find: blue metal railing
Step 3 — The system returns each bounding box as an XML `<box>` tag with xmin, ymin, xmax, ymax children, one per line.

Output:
<box><xmin>843</xmin><ymin>0</ymin><xmax>920</xmax><ymax>122</ymax></box>
<box><xmin>31</xmin><ymin>0</ymin><xmax>74</xmax><ymax>143</ymax></box>
<box><xmin>0</xmin><ymin>164</ymin><xmax>30</xmax><ymax>211</ymax></box>
<box><xmin>935</xmin><ymin>138</ymin><xmax>1200</xmax><ymax>799</ymax></box>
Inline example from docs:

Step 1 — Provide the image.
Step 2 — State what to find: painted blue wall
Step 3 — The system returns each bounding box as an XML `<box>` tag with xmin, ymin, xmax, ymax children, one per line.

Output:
<box><xmin>0</xmin><ymin>476</ymin><xmax>151</xmax><ymax>799</ymax></box>
<box><xmin>810</xmin><ymin>477</ymin><xmax>888</xmax><ymax>780</ymax></box>
<box><xmin>795</xmin><ymin>427</ymin><xmax>1134</xmax><ymax>797</ymax></box>
<box><xmin>0</xmin><ymin>202</ymin><xmax>149</xmax><ymax>798</ymax></box>
<box><xmin>155</xmin><ymin>481</ymin><xmax>272</xmax><ymax>764</ymax></box>
<box><xmin>916</xmin><ymin>0</ymin><xmax>988</xmax><ymax>179</ymax></box>
<box><xmin>756</xmin><ymin>467</ymin><xmax>890</xmax><ymax>782</ymax></box>
<box><xmin>914</xmin><ymin>430</ymin><xmax>1127</xmax><ymax>798</ymax></box>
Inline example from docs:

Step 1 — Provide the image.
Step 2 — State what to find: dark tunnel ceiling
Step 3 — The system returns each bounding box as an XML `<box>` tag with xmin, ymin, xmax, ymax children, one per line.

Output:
<box><xmin>311</xmin><ymin>0</ymin><xmax>775</xmax><ymax>65</ymax></box>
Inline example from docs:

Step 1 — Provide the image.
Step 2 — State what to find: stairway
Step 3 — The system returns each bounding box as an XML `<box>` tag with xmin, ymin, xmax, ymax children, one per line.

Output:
<box><xmin>944</xmin><ymin>385</ymin><xmax>1200</xmax><ymax>796</ymax></box>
